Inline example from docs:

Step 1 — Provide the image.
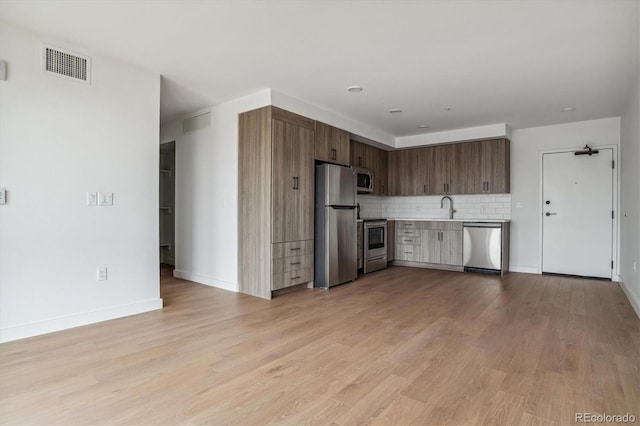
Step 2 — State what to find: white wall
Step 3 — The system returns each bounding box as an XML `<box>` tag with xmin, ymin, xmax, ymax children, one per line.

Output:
<box><xmin>509</xmin><ymin>117</ymin><xmax>620</xmax><ymax>274</ymax></box>
<box><xmin>619</xmin><ymin>75</ymin><xmax>640</xmax><ymax>317</ymax></box>
<box><xmin>0</xmin><ymin>22</ymin><xmax>162</xmax><ymax>342</ymax></box>
<box><xmin>159</xmin><ymin>91</ymin><xmax>271</xmax><ymax>291</ymax></box>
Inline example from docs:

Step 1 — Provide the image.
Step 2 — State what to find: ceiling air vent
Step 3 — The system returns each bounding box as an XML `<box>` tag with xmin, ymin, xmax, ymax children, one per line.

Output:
<box><xmin>42</xmin><ymin>44</ymin><xmax>91</xmax><ymax>84</ymax></box>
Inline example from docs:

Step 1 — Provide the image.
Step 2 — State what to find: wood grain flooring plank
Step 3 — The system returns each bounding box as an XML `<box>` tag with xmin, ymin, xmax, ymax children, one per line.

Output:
<box><xmin>0</xmin><ymin>265</ymin><xmax>637</xmax><ymax>426</ymax></box>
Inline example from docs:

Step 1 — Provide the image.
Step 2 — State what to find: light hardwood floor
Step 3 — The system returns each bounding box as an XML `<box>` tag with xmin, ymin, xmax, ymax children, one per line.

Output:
<box><xmin>1</xmin><ymin>266</ymin><xmax>638</xmax><ymax>425</ymax></box>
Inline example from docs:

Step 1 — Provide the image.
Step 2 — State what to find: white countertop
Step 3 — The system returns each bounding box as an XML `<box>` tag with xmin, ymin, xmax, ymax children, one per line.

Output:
<box><xmin>361</xmin><ymin>217</ymin><xmax>510</xmax><ymax>223</ymax></box>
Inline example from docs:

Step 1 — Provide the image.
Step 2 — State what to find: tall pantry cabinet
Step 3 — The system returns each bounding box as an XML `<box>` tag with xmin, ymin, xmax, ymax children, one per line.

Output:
<box><xmin>239</xmin><ymin>106</ymin><xmax>315</xmax><ymax>299</ymax></box>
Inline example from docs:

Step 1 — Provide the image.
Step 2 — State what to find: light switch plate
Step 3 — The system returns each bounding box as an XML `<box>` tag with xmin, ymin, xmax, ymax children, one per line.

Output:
<box><xmin>87</xmin><ymin>192</ymin><xmax>97</xmax><ymax>206</ymax></box>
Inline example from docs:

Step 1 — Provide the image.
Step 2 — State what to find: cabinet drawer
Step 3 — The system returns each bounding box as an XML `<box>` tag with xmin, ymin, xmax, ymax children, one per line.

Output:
<box><xmin>272</xmin><ymin>240</ymin><xmax>313</xmax><ymax>259</ymax></box>
<box><xmin>272</xmin><ymin>254</ymin><xmax>313</xmax><ymax>275</ymax></box>
<box><xmin>424</xmin><ymin>221</ymin><xmax>463</xmax><ymax>231</ymax></box>
<box><xmin>272</xmin><ymin>268</ymin><xmax>312</xmax><ymax>290</ymax></box>
<box><xmin>397</xmin><ymin>228</ymin><xmax>420</xmax><ymax>238</ymax></box>
<box><xmin>399</xmin><ymin>236</ymin><xmax>420</xmax><ymax>245</ymax></box>
<box><xmin>395</xmin><ymin>244</ymin><xmax>421</xmax><ymax>262</ymax></box>
<box><xmin>397</xmin><ymin>220</ymin><xmax>420</xmax><ymax>229</ymax></box>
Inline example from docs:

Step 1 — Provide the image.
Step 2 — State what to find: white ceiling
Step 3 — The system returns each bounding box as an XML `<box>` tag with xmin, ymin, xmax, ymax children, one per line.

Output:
<box><xmin>1</xmin><ymin>0</ymin><xmax>638</xmax><ymax>138</ymax></box>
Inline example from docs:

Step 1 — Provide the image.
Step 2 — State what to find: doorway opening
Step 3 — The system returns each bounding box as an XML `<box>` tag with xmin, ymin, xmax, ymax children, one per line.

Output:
<box><xmin>541</xmin><ymin>146</ymin><xmax>616</xmax><ymax>280</ymax></box>
<box><xmin>160</xmin><ymin>141</ymin><xmax>176</xmax><ymax>270</ymax></box>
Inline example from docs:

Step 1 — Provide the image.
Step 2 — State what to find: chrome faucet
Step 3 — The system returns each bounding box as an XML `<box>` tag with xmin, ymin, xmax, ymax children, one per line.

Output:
<box><xmin>441</xmin><ymin>195</ymin><xmax>456</xmax><ymax>219</ymax></box>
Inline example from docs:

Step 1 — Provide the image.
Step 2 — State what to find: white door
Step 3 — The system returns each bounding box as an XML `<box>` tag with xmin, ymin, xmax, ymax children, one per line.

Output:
<box><xmin>542</xmin><ymin>148</ymin><xmax>614</xmax><ymax>279</ymax></box>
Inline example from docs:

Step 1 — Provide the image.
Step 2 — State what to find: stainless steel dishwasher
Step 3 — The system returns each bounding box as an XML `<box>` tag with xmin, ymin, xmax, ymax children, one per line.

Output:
<box><xmin>463</xmin><ymin>222</ymin><xmax>509</xmax><ymax>276</ymax></box>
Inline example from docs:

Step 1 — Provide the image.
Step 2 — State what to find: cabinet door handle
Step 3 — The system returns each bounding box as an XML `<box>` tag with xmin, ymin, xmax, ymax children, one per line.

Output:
<box><xmin>290</xmin><ymin>262</ymin><xmax>301</xmax><ymax>266</ymax></box>
<box><xmin>358</xmin><ymin>156</ymin><xmax>362</xmax><ymax>166</ymax></box>
<box><xmin>331</xmin><ymin>148</ymin><xmax>337</xmax><ymax>160</ymax></box>
<box><xmin>290</xmin><ymin>247</ymin><xmax>301</xmax><ymax>251</ymax></box>
<box><xmin>423</xmin><ymin>184</ymin><xmax>426</xmax><ymax>193</ymax></box>
<box><xmin>444</xmin><ymin>183</ymin><xmax>446</xmax><ymax>193</ymax></box>
<box><xmin>290</xmin><ymin>276</ymin><xmax>301</xmax><ymax>280</ymax></box>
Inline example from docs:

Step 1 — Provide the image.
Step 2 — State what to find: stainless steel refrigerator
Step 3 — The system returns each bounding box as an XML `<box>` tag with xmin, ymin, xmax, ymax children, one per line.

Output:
<box><xmin>314</xmin><ymin>163</ymin><xmax>357</xmax><ymax>288</ymax></box>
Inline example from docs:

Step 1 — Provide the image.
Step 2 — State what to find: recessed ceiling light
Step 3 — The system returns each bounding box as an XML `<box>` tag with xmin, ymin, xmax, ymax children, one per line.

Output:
<box><xmin>444</xmin><ymin>107</ymin><xmax>453</xmax><ymax>111</ymax></box>
<box><xmin>561</xmin><ymin>107</ymin><xmax>576</xmax><ymax>112</ymax></box>
<box><xmin>389</xmin><ymin>109</ymin><xmax>402</xmax><ymax>113</ymax></box>
<box><xmin>418</xmin><ymin>124</ymin><xmax>430</xmax><ymax>129</ymax></box>
<box><xmin>347</xmin><ymin>85</ymin><xmax>363</xmax><ymax>93</ymax></box>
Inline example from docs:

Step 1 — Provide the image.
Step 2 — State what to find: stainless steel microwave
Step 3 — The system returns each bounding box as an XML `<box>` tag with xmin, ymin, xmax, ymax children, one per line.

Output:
<box><xmin>353</xmin><ymin>168</ymin><xmax>373</xmax><ymax>193</ymax></box>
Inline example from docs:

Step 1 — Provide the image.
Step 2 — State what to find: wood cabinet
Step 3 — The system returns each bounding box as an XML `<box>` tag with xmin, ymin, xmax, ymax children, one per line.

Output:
<box><xmin>376</xmin><ymin>149</ymin><xmax>388</xmax><ymax>195</ymax></box>
<box><xmin>351</xmin><ymin>141</ymin><xmax>389</xmax><ymax>195</ymax></box>
<box><xmin>387</xmin><ymin>220</ymin><xmax>395</xmax><ymax>262</ymax></box>
<box><xmin>271</xmin><ymin>240</ymin><xmax>314</xmax><ymax>290</ymax></box>
<box><xmin>479</xmin><ymin>139</ymin><xmax>510</xmax><ymax>193</ymax></box>
<box><xmin>239</xmin><ymin>106</ymin><xmax>315</xmax><ymax>299</ymax></box>
<box><xmin>393</xmin><ymin>220</ymin><xmax>463</xmax><ymax>268</ymax></box>
<box><xmin>271</xmin><ymin>119</ymin><xmax>315</xmax><ymax>243</ymax></box>
<box><xmin>388</xmin><ymin>139</ymin><xmax>510</xmax><ymax>196</ymax></box>
<box><xmin>351</xmin><ymin>140</ymin><xmax>369</xmax><ymax>169</ymax></box>
<box><xmin>357</xmin><ymin>222</ymin><xmax>363</xmax><ymax>270</ymax></box>
<box><xmin>315</xmin><ymin>121</ymin><xmax>350</xmax><ymax>166</ymax></box>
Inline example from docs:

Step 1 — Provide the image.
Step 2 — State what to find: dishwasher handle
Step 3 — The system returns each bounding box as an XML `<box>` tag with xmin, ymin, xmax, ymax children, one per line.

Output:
<box><xmin>463</xmin><ymin>222</ymin><xmax>502</xmax><ymax>228</ymax></box>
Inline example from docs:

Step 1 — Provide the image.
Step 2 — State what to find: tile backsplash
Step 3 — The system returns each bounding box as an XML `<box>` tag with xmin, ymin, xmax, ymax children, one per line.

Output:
<box><xmin>357</xmin><ymin>194</ymin><xmax>511</xmax><ymax>220</ymax></box>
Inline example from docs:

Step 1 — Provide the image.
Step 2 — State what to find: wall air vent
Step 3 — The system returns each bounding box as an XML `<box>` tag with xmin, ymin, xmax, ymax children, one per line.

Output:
<box><xmin>183</xmin><ymin>112</ymin><xmax>211</xmax><ymax>134</ymax></box>
<box><xmin>42</xmin><ymin>44</ymin><xmax>91</xmax><ymax>84</ymax></box>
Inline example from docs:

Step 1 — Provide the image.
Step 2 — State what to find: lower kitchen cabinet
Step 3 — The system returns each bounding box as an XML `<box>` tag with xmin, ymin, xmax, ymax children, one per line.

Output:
<box><xmin>393</xmin><ymin>220</ymin><xmax>463</xmax><ymax>269</ymax></box>
<box><xmin>440</xmin><ymin>230</ymin><xmax>463</xmax><ymax>266</ymax></box>
<box><xmin>357</xmin><ymin>222</ymin><xmax>363</xmax><ymax>270</ymax></box>
<box><xmin>387</xmin><ymin>220</ymin><xmax>395</xmax><ymax>262</ymax></box>
<box><xmin>271</xmin><ymin>240</ymin><xmax>314</xmax><ymax>290</ymax></box>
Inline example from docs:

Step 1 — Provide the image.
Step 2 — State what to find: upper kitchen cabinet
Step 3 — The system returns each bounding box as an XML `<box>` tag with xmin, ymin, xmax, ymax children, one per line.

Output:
<box><xmin>350</xmin><ymin>140</ymin><xmax>389</xmax><ymax>195</ymax></box>
<box><xmin>239</xmin><ymin>106</ymin><xmax>315</xmax><ymax>300</ymax></box>
<box><xmin>351</xmin><ymin>140</ymin><xmax>369</xmax><ymax>169</ymax></box>
<box><xmin>479</xmin><ymin>138</ymin><xmax>510</xmax><ymax>193</ymax></box>
<box><xmin>376</xmin><ymin>149</ymin><xmax>388</xmax><ymax>195</ymax></box>
<box><xmin>315</xmin><ymin>121</ymin><xmax>350</xmax><ymax>166</ymax></box>
<box><xmin>430</xmin><ymin>143</ymin><xmax>469</xmax><ymax>195</ymax></box>
<box><xmin>389</xmin><ymin>139</ymin><xmax>510</xmax><ymax>196</ymax></box>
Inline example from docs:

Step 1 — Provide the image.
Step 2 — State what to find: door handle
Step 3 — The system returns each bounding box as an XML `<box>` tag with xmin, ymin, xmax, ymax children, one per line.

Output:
<box><xmin>545</xmin><ymin>212</ymin><xmax>557</xmax><ymax>216</ymax></box>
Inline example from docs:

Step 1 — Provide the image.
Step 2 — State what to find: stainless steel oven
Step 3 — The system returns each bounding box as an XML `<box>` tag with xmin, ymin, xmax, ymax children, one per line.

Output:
<box><xmin>363</xmin><ymin>219</ymin><xmax>387</xmax><ymax>273</ymax></box>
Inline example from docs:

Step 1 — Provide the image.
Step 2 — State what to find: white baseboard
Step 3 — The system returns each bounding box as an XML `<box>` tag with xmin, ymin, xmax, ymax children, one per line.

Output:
<box><xmin>619</xmin><ymin>275</ymin><xmax>640</xmax><ymax>319</ymax></box>
<box><xmin>173</xmin><ymin>269</ymin><xmax>238</xmax><ymax>292</ymax></box>
<box><xmin>0</xmin><ymin>298</ymin><xmax>163</xmax><ymax>344</ymax></box>
<box><xmin>508</xmin><ymin>265</ymin><xmax>540</xmax><ymax>274</ymax></box>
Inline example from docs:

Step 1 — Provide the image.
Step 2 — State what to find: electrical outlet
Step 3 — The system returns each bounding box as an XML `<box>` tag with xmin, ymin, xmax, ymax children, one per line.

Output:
<box><xmin>97</xmin><ymin>267</ymin><xmax>107</xmax><ymax>281</ymax></box>
<box><xmin>86</xmin><ymin>192</ymin><xmax>97</xmax><ymax>206</ymax></box>
<box><xmin>97</xmin><ymin>192</ymin><xmax>114</xmax><ymax>206</ymax></box>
